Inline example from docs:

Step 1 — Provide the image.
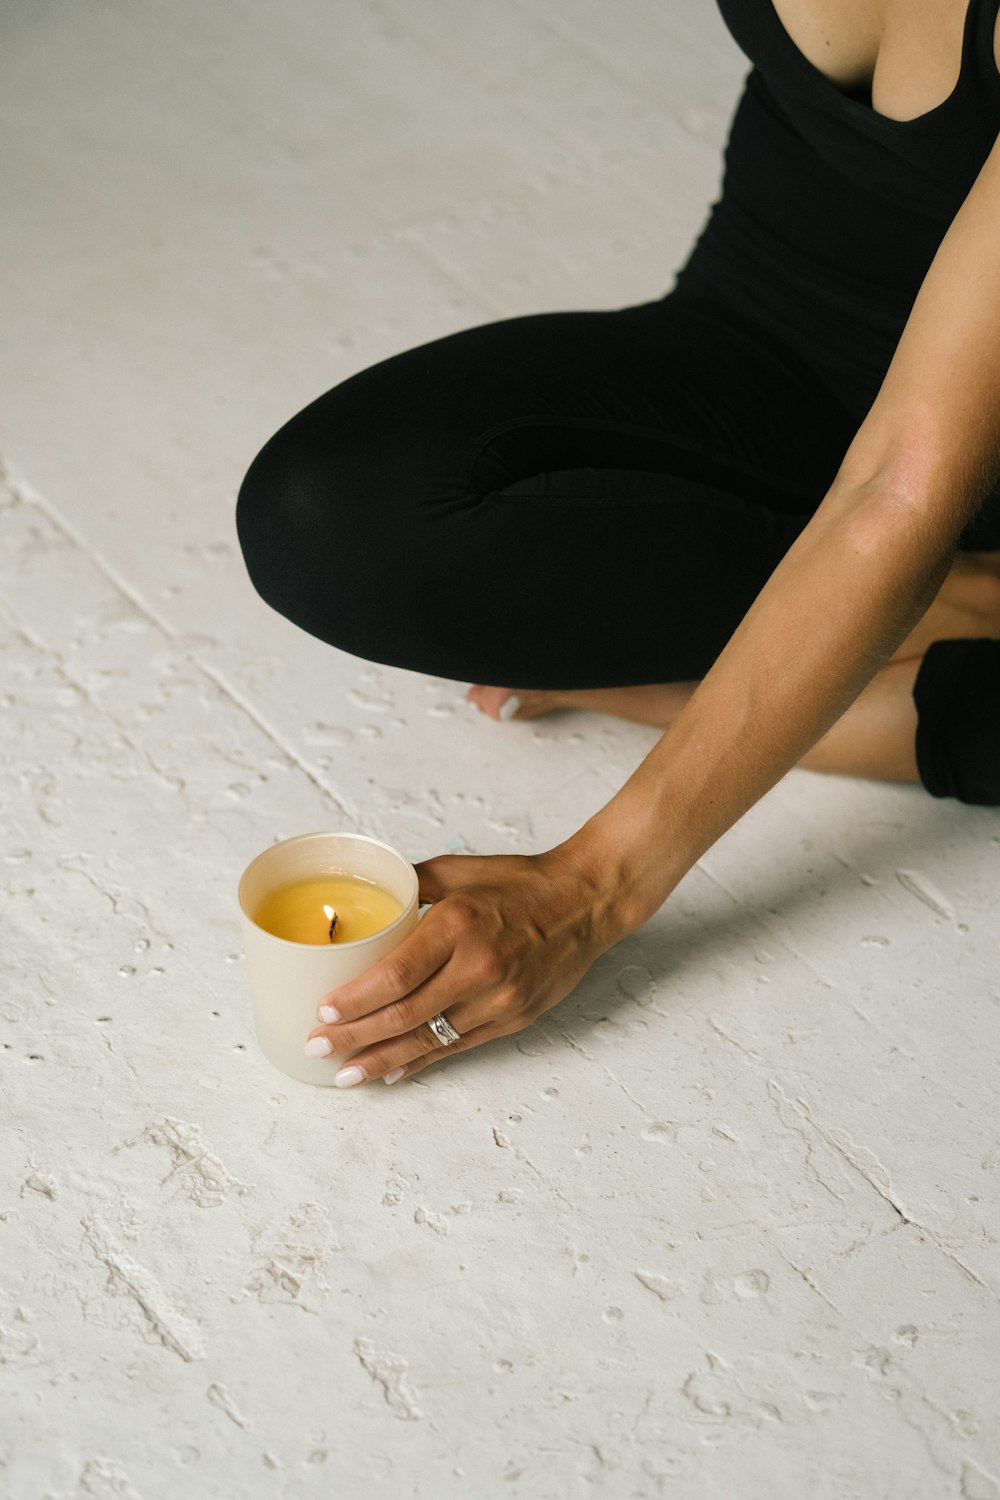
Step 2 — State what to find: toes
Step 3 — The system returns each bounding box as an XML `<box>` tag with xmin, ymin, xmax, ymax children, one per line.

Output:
<box><xmin>466</xmin><ymin>685</ymin><xmax>561</xmax><ymax>721</ymax></box>
<box><xmin>468</xmin><ymin>685</ymin><xmax>519</xmax><ymax>720</ymax></box>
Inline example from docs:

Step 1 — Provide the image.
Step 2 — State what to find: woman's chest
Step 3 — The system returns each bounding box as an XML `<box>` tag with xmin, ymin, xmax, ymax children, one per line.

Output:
<box><xmin>768</xmin><ymin>0</ymin><xmax>1000</xmax><ymax>120</ymax></box>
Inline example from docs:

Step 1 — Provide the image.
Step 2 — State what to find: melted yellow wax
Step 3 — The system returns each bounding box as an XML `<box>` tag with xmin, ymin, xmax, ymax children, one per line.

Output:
<box><xmin>252</xmin><ymin>873</ymin><xmax>403</xmax><ymax>944</ymax></box>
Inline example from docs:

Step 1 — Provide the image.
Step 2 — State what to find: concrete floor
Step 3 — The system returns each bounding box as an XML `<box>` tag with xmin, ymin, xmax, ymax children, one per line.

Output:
<box><xmin>2</xmin><ymin>1</ymin><xmax>999</xmax><ymax>1496</ymax></box>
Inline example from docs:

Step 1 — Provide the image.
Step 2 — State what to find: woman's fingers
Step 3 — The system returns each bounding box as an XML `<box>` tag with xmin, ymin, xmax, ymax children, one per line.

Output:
<box><xmin>383</xmin><ymin>1022</ymin><xmax>500</xmax><ymax>1084</ymax></box>
<box><xmin>302</xmin><ymin>886</ymin><xmax>515</xmax><ymax>1084</ymax></box>
<box><xmin>310</xmin><ymin>1008</ymin><xmax>486</xmax><ymax>1088</ymax></box>
<box><xmin>309</xmin><ymin>855</ymin><xmax>507</xmax><ymax>1038</ymax></box>
<box><xmin>325</xmin><ymin>1018</ymin><xmax>501</xmax><ymax>1090</ymax></box>
<box><xmin>305</xmin><ymin>899</ymin><xmax>492</xmax><ymax>1056</ymax></box>
<box><xmin>302</xmin><ymin>848</ymin><xmax>618</xmax><ymax>1089</ymax></box>
<box><xmin>313</xmin><ymin>902</ymin><xmax>456</xmax><ymax>1023</ymax></box>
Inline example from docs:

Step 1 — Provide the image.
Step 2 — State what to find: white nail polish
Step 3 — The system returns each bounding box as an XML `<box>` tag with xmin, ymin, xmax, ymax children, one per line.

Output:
<box><xmin>335</xmin><ymin>1064</ymin><xmax>365</xmax><ymax>1087</ymax></box>
<box><xmin>304</xmin><ymin>1036</ymin><xmax>333</xmax><ymax>1057</ymax></box>
<box><xmin>498</xmin><ymin>695</ymin><xmax>521</xmax><ymax>721</ymax></box>
<box><xmin>384</xmin><ymin>1066</ymin><xmax>406</xmax><ymax>1085</ymax></box>
<box><xmin>319</xmin><ymin>1004</ymin><xmax>341</xmax><ymax>1023</ymax></box>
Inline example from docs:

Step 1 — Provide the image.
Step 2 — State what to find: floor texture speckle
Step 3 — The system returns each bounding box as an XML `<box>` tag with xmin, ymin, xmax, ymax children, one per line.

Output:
<box><xmin>2</xmin><ymin>2</ymin><xmax>999</xmax><ymax>1496</ymax></box>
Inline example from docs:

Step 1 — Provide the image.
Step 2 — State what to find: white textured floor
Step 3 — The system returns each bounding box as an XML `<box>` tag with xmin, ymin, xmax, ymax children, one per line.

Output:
<box><xmin>2</xmin><ymin>2</ymin><xmax>999</xmax><ymax>1496</ymax></box>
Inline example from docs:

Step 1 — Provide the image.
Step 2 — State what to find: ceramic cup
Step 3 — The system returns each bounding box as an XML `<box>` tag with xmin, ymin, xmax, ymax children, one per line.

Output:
<box><xmin>237</xmin><ymin>831</ymin><xmax>420</xmax><ymax>1086</ymax></box>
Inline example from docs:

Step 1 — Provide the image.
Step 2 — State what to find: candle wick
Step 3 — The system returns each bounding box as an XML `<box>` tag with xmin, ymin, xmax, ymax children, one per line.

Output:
<box><xmin>327</xmin><ymin>909</ymin><xmax>339</xmax><ymax>942</ymax></box>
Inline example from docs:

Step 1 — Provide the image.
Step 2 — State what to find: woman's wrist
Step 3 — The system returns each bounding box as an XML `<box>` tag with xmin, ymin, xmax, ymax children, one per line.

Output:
<box><xmin>549</xmin><ymin>790</ymin><xmax>691</xmax><ymax>942</ymax></box>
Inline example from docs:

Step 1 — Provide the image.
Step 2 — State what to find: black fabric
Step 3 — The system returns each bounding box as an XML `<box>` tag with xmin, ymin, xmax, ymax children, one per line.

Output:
<box><xmin>914</xmin><ymin>639</ymin><xmax>1000</xmax><ymax>803</ymax></box>
<box><xmin>236</xmin><ymin>294</ymin><xmax>858</xmax><ymax>689</ymax></box>
<box><xmin>235</xmin><ymin>0</ymin><xmax>1000</xmax><ymax>803</ymax></box>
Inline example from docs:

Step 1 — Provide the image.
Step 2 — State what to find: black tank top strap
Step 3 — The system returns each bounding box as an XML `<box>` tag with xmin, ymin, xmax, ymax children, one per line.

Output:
<box><xmin>968</xmin><ymin>0</ymin><xmax>1000</xmax><ymax>118</ymax></box>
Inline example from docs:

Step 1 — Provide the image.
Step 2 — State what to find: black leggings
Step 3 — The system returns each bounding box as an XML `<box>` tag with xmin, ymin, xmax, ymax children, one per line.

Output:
<box><xmin>235</xmin><ymin>288</ymin><xmax>1000</xmax><ymax>805</ymax></box>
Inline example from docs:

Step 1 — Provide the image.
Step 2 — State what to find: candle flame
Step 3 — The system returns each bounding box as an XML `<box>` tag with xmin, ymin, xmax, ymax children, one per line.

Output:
<box><xmin>323</xmin><ymin>905</ymin><xmax>334</xmax><ymax>920</ymax></box>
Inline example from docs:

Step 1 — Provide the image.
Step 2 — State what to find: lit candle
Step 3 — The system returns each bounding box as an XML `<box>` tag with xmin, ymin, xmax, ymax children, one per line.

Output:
<box><xmin>237</xmin><ymin>832</ymin><xmax>420</xmax><ymax>1086</ymax></box>
<box><xmin>252</xmin><ymin>872</ymin><xmax>405</xmax><ymax>946</ymax></box>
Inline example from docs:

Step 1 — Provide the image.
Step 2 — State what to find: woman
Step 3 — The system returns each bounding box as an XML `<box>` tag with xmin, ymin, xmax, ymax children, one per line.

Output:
<box><xmin>235</xmin><ymin>0</ymin><xmax>1000</xmax><ymax>1088</ymax></box>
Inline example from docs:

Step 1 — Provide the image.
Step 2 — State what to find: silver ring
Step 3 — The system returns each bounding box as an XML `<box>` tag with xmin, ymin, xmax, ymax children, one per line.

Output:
<box><xmin>428</xmin><ymin>1012</ymin><xmax>461</xmax><ymax>1046</ymax></box>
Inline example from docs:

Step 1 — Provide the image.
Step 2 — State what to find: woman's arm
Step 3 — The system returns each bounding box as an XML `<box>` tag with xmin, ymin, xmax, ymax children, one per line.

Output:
<box><xmin>562</xmin><ymin>132</ymin><xmax>1000</xmax><ymax>932</ymax></box>
<box><xmin>300</xmin><ymin>138</ymin><xmax>1000</xmax><ymax>1090</ymax></box>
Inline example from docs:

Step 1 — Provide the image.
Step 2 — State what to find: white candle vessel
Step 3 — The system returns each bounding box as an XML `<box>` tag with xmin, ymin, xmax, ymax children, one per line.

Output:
<box><xmin>237</xmin><ymin>831</ymin><xmax>420</xmax><ymax>1086</ymax></box>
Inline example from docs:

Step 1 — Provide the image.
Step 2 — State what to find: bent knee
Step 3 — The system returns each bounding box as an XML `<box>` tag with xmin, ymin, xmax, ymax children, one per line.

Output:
<box><xmin>235</xmin><ymin>398</ymin><xmax>476</xmax><ymax>670</ymax></box>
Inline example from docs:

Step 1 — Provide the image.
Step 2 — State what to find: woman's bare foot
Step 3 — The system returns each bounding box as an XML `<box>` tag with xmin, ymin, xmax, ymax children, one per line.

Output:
<box><xmin>465</xmin><ymin>680</ymin><xmax>696</xmax><ymax>729</ymax></box>
<box><xmin>467</xmin><ymin>665</ymin><xmax>921</xmax><ymax>782</ymax></box>
<box><xmin>890</xmin><ymin>549</ymin><xmax>1000</xmax><ymax>661</ymax></box>
<box><xmin>798</xmin><ymin>655</ymin><xmax>920</xmax><ymax>781</ymax></box>
<box><xmin>465</xmin><ymin>550</ymin><xmax>1000</xmax><ymax>782</ymax></box>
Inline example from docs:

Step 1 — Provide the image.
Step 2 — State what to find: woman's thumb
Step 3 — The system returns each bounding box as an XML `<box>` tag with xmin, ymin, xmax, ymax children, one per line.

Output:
<box><xmin>413</xmin><ymin>852</ymin><xmax>480</xmax><ymax>904</ymax></box>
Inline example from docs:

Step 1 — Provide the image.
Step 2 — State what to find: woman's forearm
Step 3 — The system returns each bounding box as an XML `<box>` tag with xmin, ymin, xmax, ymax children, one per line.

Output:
<box><xmin>561</xmin><ymin>462</ymin><xmax>965</xmax><ymax>934</ymax></box>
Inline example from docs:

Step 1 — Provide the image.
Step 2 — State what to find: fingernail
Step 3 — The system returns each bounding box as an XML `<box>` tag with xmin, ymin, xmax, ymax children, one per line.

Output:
<box><xmin>384</xmin><ymin>1066</ymin><xmax>406</xmax><ymax>1085</ymax></box>
<box><xmin>304</xmin><ymin>1036</ymin><xmax>333</xmax><ymax>1057</ymax></box>
<box><xmin>335</xmin><ymin>1064</ymin><xmax>365</xmax><ymax>1087</ymax></box>
<box><xmin>498</xmin><ymin>694</ymin><xmax>521</xmax><ymax>721</ymax></box>
<box><xmin>318</xmin><ymin>1004</ymin><xmax>341</xmax><ymax>1023</ymax></box>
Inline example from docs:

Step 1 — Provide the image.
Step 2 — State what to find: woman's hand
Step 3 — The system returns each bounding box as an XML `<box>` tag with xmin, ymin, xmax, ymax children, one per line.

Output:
<box><xmin>303</xmin><ymin>844</ymin><xmax>631</xmax><ymax>1087</ymax></box>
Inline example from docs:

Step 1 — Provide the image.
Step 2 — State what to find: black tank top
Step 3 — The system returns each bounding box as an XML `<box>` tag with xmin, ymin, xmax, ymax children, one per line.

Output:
<box><xmin>672</xmin><ymin>0</ymin><xmax>1000</xmax><ymax>421</ymax></box>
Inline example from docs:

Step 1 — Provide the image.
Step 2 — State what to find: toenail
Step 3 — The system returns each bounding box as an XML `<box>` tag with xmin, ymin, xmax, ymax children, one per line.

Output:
<box><xmin>498</xmin><ymin>695</ymin><xmax>522</xmax><ymax>720</ymax></box>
